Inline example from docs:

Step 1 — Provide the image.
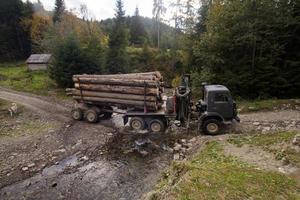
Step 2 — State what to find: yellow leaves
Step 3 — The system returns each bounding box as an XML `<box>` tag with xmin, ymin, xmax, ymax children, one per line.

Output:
<box><xmin>31</xmin><ymin>14</ymin><xmax>51</xmax><ymax>43</ymax></box>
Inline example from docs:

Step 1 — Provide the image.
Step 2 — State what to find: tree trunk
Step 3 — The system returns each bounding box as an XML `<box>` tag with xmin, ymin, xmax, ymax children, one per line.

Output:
<box><xmin>74</xmin><ymin>83</ymin><xmax>159</xmax><ymax>96</ymax></box>
<box><xmin>66</xmin><ymin>89</ymin><xmax>159</xmax><ymax>102</ymax></box>
<box><xmin>73</xmin><ymin>77</ymin><xmax>162</xmax><ymax>88</ymax></box>
<box><xmin>72</xmin><ymin>96</ymin><xmax>158</xmax><ymax>110</ymax></box>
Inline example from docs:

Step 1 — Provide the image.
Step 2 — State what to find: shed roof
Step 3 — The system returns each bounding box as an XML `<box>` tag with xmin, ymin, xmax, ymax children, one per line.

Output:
<box><xmin>26</xmin><ymin>54</ymin><xmax>52</xmax><ymax>64</ymax></box>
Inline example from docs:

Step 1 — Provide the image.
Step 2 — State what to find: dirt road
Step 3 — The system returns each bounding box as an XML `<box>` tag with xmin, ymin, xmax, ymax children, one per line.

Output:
<box><xmin>0</xmin><ymin>89</ymin><xmax>299</xmax><ymax>200</ymax></box>
<box><xmin>0</xmin><ymin>89</ymin><xmax>177</xmax><ymax>200</ymax></box>
<box><xmin>0</xmin><ymin>87</ymin><xmax>69</xmax><ymax>122</ymax></box>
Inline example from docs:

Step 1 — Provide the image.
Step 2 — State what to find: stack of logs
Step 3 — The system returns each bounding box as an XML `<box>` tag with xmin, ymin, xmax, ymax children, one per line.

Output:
<box><xmin>66</xmin><ymin>72</ymin><xmax>164</xmax><ymax>111</ymax></box>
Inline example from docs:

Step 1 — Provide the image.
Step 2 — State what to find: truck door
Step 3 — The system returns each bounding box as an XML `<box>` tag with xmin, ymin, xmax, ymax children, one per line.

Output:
<box><xmin>212</xmin><ymin>93</ymin><xmax>233</xmax><ymax>120</ymax></box>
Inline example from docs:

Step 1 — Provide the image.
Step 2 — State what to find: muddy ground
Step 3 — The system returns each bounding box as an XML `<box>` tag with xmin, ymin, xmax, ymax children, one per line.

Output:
<box><xmin>0</xmin><ymin>88</ymin><xmax>299</xmax><ymax>200</ymax></box>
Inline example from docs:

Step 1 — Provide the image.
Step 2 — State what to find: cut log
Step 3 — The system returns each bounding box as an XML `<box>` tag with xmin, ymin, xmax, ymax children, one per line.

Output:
<box><xmin>73</xmin><ymin>71</ymin><xmax>163</xmax><ymax>81</ymax></box>
<box><xmin>74</xmin><ymin>83</ymin><xmax>159</xmax><ymax>96</ymax></box>
<box><xmin>73</xmin><ymin>77</ymin><xmax>163</xmax><ymax>88</ymax></box>
<box><xmin>66</xmin><ymin>89</ymin><xmax>158</xmax><ymax>102</ymax></box>
<box><xmin>72</xmin><ymin>96</ymin><xmax>158</xmax><ymax>110</ymax></box>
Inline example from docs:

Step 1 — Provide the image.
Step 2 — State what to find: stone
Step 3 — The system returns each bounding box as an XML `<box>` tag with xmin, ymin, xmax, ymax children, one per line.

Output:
<box><xmin>80</xmin><ymin>156</ymin><xmax>89</xmax><ymax>161</ymax></box>
<box><xmin>173</xmin><ymin>143</ymin><xmax>182</xmax><ymax>151</ymax></box>
<box><xmin>292</xmin><ymin>134</ymin><xmax>300</xmax><ymax>146</ymax></box>
<box><xmin>139</xmin><ymin>150</ymin><xmax>149</xmax><ymax>156</ymax></box>
<box><xmin>55</xmin><ymin>149</ymin><xmax>66</xmax><ymax>154</ymax></box>
<box><xmin>173</xmin><ymin>153</ymin><xmax>180</xmax><ymax>160</ymax></box>
<box><xmin>107</xmin><ymin>133</ymin><xmax>114</xmax><ymax>137</ymax></box>
<box><xmin>189</xmin><ymin>138</ymin><xmax>197</xmax><ymax>143</ymax></box>
<box><xmin>180</xmin><ymin>139</ymin><xmax>187</xmax><ymax>144</ymax></box>
<box><xmin>253</xmin><ymin>122</ymin><xmax>260</xmax><ymax>126</ymax></box>
<box><xmin>22</xmin><ymin>167</ymin><xmax>29</xmax><ymax>171</ymax></box>
<box><xmin>262</xmin><ymin>127</ymin><xmax>271</xmax><ymax>133</ymax></box>
<box><xmin>28</xmin><ymin>163</ymin><xmax>35</xmax><ymax>168</ymax></box>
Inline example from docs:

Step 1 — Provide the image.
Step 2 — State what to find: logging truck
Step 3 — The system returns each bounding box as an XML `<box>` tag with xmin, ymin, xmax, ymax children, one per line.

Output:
<box><xmin>67</xmin><ymin>72</ymin><xmax>240</xmax><ymax>135</ymax></box>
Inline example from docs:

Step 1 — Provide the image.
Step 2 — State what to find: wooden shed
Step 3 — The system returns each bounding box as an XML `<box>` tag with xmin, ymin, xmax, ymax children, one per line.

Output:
<box><xmin>26</xmin><ymin>54</ymin><xmax>52</xmax><ymax>71</ymax></box>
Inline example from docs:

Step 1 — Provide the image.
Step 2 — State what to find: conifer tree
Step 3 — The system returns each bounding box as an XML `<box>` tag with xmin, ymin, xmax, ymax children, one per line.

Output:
<box><xmin>53</xmin><ymin>0</ymin><xmax>65</xmax><ymax>23</ymax></box>
<box><xmin>106</xmin><ymin>0</ymin><xmax>129</xmax><ymax>74</ymax></box>
<box><xmin>130</xmin><ymin>7</ymin><xmax>148</xmax><ymax>46</ymax></box>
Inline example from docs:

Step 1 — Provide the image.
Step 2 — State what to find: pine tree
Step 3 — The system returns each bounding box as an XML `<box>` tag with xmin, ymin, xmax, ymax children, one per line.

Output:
<box><xmin>0</xmin><ymin>0</ymin><xmax>33</xmax><ymax>60</ymax></box>
<box><xmin>50</xmin><ymin>35</ymin><xmax>101</xmax><ymax>87</ymax></box>
<box><xmin>106</xmin><ymin>0</ymin><xmax>129</xmax><ymax>74</ymax></box>
<box><xmin>130</xmin><ymin>7</ymin><xmax>148</xmax><ymax>46</ymax></box>
<box><xmin>53</xmin><ymin>0</ymin><xmax>65</xmax><ymax>23</ymax></box>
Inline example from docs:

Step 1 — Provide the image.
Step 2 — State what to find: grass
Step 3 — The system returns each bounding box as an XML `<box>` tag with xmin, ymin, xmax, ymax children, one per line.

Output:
<box><xmin>238</xmin><ymin>99</ymin><xmax>300</xmax><ymax>113</ymax></box>
<box><xmin>150</xmin><ymin>141</ymin><xmax>300</xmax><ymax>200</ymax></box>
<box><xmin>229</xmin><ymin>132</ymin><xmax>300</xmax><ymax>167</ymax></box>
<box><xmin>0</xmin><ymin>62</ymin><xmax>68</xmax><ymax>98</ymax></box>
<box><xmin>0</xmin><ymin>99</ymin><xmax>57</xmax><ymax>138</ymax></box>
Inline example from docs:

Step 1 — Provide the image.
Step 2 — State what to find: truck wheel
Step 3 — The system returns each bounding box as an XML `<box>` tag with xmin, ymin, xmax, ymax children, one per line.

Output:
<box><xmin>149</xmin><ymin>119</ymin><xmax>165</xmax><ymax>133</ymax></box>
<box><xmin>202</xmin><ymin>119</ymin><xmax>221</xmax><ymax>135</ymax></box>
<box><xmin>72</xmin><ymin>108</ymin><xmax>83</xmax><ymax>121</ymax></box>
<box><xmin>130</xmin><ymin>117</ymin><xmax>145</xmax><ymax>131</ymax></box>
<box><xmin>85</xmin><ymin>109</ymin><xmax>99</xmax><ymax>123</ymax></box>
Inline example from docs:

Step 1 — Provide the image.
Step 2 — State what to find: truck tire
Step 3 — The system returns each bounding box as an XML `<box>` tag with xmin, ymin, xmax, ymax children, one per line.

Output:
<box><xmin>202</xmin><ymin>119</ymin><xmax>221</xmax><ymax>135</ymax></box>
<box><xmin>149</xmin><ymin>119</ymin><xmax>165</xmax><ymax>133</ymax></box>
<box><xmin>130</xmin><ymin>117</ymin><xmax>145</xmax><ymax>131</ymax></box>
<box><xmin>85</xmin><ymin>109</ymin><xmax>99</xmax><ymax>123</ymax></box>
<box><xmin>72</xmin><ymin>108</ymin><xmax>83</xmax><ymax>121</ymax></box>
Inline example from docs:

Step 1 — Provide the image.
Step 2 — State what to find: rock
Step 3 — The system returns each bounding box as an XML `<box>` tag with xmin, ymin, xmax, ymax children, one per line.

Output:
<box><xmin>180</xmin><ymin>139</ymin><xmax>187</xmax><ymax>144</ymax></box>
<box><xmin>173</xmin><ymin>143</ymin><xmax>182</xmax><ymax>151</ymax></box>
<box><xmin>107</xmin><ymin>133</ymin><xmax>114</xmax><ymax>137</ymax></box>
<box><xmin>278</xmin><ymin>167</ymin><xmax>286</xmax><ymax>174</ymax></box>
<box><xmin>28</xmin><ymin>163</ymin><xmax>35</xmax><ymax>168</ymax></box>
<box><xmin>22</xmin><ymin>167</ymin><xmax>29</xmax><ymax>171</ymax></box>
<box><xmin>173</xmin><ymin>153</ymin><xmax>180</xmax><ymax>160</ymax></box>
<box><xmin>55</xmin><ymin>149</ymin><xmax>66</xmax><ymax>154</ymax></box>
<box><xmin>189</xmin><ymin>137</ymin><xmax>197</xmax><ymax>143</ymax></box>
<box><xmin>262</xmin><ymin>127</ymin><xmax>271</xmax><ymax>133</ymax></box>
<box><xmin>80</xmin><ymin>156</ymin><xmax>89</xmax><ymax>161</ymax></box>
<box><xmin>253</xmin><ymin>122</ymin><xmax>260</xmax><ymax>126</ymax></box>
<box><xmin>66</xmin><ymin>124</ymin><xmax>71</xmax><ymax>128</ymax></box>
<box><xmin>292</xmin><ymin>134</ymin><xmax>300</xmax><ymax>146</ymax></box>
<box><xmin>139</xmin><ymin>150</ymin><xmax>149</xmax><ymax>156</ymax></box>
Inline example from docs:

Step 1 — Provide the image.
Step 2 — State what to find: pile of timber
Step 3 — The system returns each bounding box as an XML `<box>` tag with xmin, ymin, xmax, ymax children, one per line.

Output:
<box><xmin>66</xmin><ymin>72</ymin><xmax>164</xmax><ymax>111</ymax></box>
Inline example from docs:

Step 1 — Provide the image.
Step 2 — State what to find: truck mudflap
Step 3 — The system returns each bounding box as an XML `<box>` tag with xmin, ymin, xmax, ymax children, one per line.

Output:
<box><xmin>123</xmin><ymin>116</ymin><xmax>129</xmax><ymax>125</ymax></box>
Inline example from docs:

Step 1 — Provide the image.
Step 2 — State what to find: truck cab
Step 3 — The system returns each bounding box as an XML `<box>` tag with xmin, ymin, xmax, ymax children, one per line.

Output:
<box><xmin>197</xmin><ymin>84</ymin><xmax>239</xmax><ymax>135</ymax></box>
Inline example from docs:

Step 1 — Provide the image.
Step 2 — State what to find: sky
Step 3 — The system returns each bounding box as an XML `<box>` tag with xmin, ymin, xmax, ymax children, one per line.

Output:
<box><xmin>29</xmin><ymin>0</ymin><xmax>157</xmax><ymax>20</ymax></box>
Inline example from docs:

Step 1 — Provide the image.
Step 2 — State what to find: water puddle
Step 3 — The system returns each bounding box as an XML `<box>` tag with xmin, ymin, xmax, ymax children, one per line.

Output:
<box><xmin>42</xmin><ymin>155</ymin><xmax>79</xmax><ymax>176</ymax></box>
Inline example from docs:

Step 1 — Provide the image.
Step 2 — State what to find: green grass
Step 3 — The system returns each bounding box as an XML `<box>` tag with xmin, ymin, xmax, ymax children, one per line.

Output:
<box><xmin>0</xmin><ymin>62</ymin><xmax>68</xmax><ymax>98</ymax></box>
<box><xmin>229</xmin><ymin>132</ymin><xmax>300</xmax><ymax>167</ymax></box>
<box><xmin>150</xmin><ymin>141</ymin><xmax>300</xmax><ymax>200</ymax></box>
<box><xmin>238</xmin><ymin>99</ymin><xmax>300</xmax><ymax>113</ymax></box>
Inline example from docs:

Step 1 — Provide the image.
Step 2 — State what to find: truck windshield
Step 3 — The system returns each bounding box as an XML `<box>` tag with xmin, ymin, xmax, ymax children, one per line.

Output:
<box><xmin>214</xmin><ymin>93</ymin><xmax>229</xmax><ymax>102</ymax></box>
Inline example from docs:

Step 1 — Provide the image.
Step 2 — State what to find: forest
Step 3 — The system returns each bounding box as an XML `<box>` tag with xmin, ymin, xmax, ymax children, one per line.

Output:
<box><xmin>0</xmin><ymin>0</ymin><xmax>299</xmax><ymax>99</ymax></box>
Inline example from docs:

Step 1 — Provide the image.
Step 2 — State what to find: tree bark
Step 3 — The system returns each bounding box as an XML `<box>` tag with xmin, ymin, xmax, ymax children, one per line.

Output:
<box><xmin>72</xmin><ymin>96</ymin><xmax>158</xmax><ymax>110</ymax></box>
<box><xmin>73</xmin><ymin>71</ymin><xmax>162</xmax><ymax>81</ymax></box>
<box><xmin>66</xmin><ymin>89</ymin><xmax>158</xmax><ymax>102</ymax></box>
<box><xmin>73</xmin><ymin>77</ymin><xmax>163</xmax><ymax>87</ymax></box>
<box><xmin>74</xmin><ymin>83</ymin><xmax>159</xmax><ymax>96</ymax></box>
